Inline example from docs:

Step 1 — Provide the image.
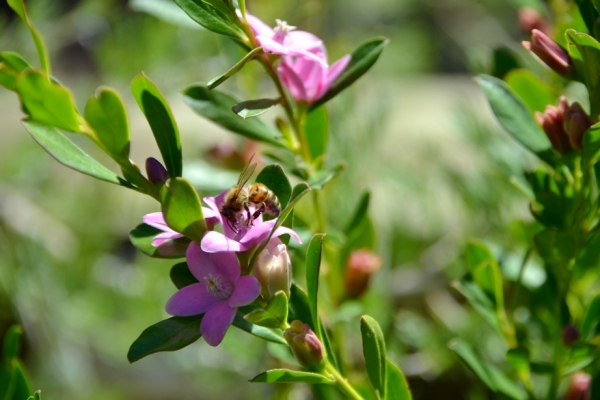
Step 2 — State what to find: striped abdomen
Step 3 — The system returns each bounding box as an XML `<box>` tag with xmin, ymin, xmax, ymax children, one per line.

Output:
<box><xmin>248</xmin><ymin>183</ymin><xmax>281</xmax><ymax>216</ymax></box>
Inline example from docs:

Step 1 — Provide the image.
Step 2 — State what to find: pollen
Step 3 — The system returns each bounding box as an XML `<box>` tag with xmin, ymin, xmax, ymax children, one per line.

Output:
<box><xmin>204</xmin><ymin>273</ymin><xmax>233</xmax><ymax>300</ymax></box>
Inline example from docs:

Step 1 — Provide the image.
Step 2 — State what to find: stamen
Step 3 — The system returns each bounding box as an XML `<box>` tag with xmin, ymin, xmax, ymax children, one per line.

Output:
<box><xmin>274</xmin><ymin>19</ymin><xmax>296</xmax><ymax>34</ymax></box>
<box><xmin>204</xmin><ymin>273</ymin><xmax>233</xmax><ymax>300</ymax></box>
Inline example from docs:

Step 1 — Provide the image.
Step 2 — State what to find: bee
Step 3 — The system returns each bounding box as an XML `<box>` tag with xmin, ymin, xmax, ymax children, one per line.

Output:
<box><xmin>220</xmin><ymin>156</ymin><xmax>281</xmax><ymax>232</ymax></box>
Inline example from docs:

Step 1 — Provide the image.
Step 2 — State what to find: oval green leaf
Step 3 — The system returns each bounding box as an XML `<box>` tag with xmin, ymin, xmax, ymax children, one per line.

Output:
<box><xmin>306</xmin><ymin>234</ymin><xmax>325</xmax><ymax>339</ymax></box>
<box><xmin>161</xmin><ymin>178</ymin><xmax>206</xmax><ymax>242</ymax></box>
<box><xmin>85</xmin><ymin>87</ymin><xmax>130</xmax><ymax>163</ymax></box>
<box><xmin>360</xmin><ymin>315</ymin><xmax>387</xmax><ymax>399</ymax></box>
<box><xmin>504</xmin><ymin>69</ymin><xmax>556</xmax><ymax>114</ymax></box>
<box><xmin>0</xmin><ymin>51</ymin><xmax>31</xmax><ymax>91</ymax></box>
<box><xmin>566</xmin><ymin>30</ymin><xmax>600</xmax><ymax>119</ymax></box>
<box><xmin>182</xmin><ymin>85</ymin><xmax>283</xmax><ymax>146</ymax></box>
<box><xmin>170</xmin><ymin>262</ymin><xmax>199</xmax><ymax>289</ymax></box>
<box><xmin>232</xmin><ymin>97</ymin><xmax>280</xmax><ymax>119</ymax></box>
<box><xmin>127</xmin><ymin>316</ymin><xmax>203</xmax><ymax>363</ymax></box>
<box><xmin>232</xmin><ymin>312</ymin><xmax>287</xmax><ymax>345</ymax></box>
<box><xmin>174</xmin><ymin>0</ymin><xmax>245</xmax><ymax>39</ymax></box>
<box><xmin>23</xmin><ymin>120</ymin><xmax>129</xmax><ymax>187</ymax></box>
<box><xmin>131</xmin><ymin>73</ymin><xmax>182</xmax><ymax>177</ymax></box>
<box><xmin>129</xmin><ymin>223</ymin><xmax>189</xmax><ymax>259</ymax></box>
<box><xmin>476</xmin><ymin>74</ymin><xmax>556</xmax><ymax>164</ymax></box>
<box><xmin>386</xmin><ymin>359</ymin><xmax>412</xmax><ymax>400</ymax></box>
<box><xmin>251</xmin><ymin>369</ymin><xmax>334</xmax><ymax>384</ymax></box>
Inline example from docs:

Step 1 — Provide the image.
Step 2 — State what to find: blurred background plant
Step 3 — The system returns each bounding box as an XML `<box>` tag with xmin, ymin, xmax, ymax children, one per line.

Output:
<box><xmin>0</xmin><ymin>0</ymin><xmax>562</xmax><ymax>398</ymax></box>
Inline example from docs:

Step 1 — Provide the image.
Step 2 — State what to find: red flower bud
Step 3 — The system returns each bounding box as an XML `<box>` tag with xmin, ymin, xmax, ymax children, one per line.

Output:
<box><xmin>283</xmin><ymin>320</ymin><xmax>325</xmax><ymax>371</ymax></box>
<box><xmin>344</xmin><ymin>249</ymin><xmax>382</xmax><ymax>299</ymax></box>
<box><xmin>564</xmin><ymin>102</ymin><xmax>593</xmax><ymax>150</ymax></box>
<box><xmin>565</xmin><ymin>371</ymin><xmax>591</xmax><ymax>400</ymax></box>
<box><xmin>145</xmin><ymin>157</ymin><xmax>168</xmax><ymax>185</ymax></box>
<box><xmin>522</xmin><ymin>29</ymin><xmax>575</xmax><ymax>78</ymax></box>
<box><xmin>518</xmin><ymin>7</ymin><xmax>551</xmax><ymax>36</ymax></box>
<box><xmin>561</xmin><ymin>325</ymin><xmax>580</xmax><ymax>346</ymax></box>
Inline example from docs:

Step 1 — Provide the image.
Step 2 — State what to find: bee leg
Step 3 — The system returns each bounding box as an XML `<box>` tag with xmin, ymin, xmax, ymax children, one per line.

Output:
<box><xmin>227</xmin><ymin>218</ymin><xmax>238</xmax><ymax>234</ymax></box>
<box><xmin>244</xmin><ymin>203</ymin><xmax>252</xmax><ymax>226</ymax></box>
<box><xmin>251</xmin><ymin>203</ymin><xmax>266</xmax><ymax>221</ymax></box>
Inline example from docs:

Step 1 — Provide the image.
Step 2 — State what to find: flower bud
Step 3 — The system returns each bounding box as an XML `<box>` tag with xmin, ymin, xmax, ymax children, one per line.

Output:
<box><xmin>561</xmin><ymin>325</ymin><xmax>580</xmax><ymax>346</ymax></box>
<box><xmin>535</xmin><ymin>97</ymin><xmax>571</xmax><ymax>153</ymax></box>
<box><xmin>145</xmin><ymin>157</ymin><xmax>168</xmax><ymax>185</ymax></box>
<box><xmin>518</xmin><ymin>7</ymin><xmax>551</xmax><ymax>36</ymax></box>
<box><xmin>522</xmin><ymin>29</ymin><xmax>575</xmax><ymax>78</ymax></box>
<box><xmin>254</xmin><ymin>238</ymin><xmax>291</xmax><ymax>299</ymax></box>
<box><xmin>564</xmin><ymin>102</ymin><xmax>593</xmax><ymax>150</ymax></box>
<box><xmin>344</xmin><ymin>249</ymin><xmax>382</xmax><ymax>299</ymax></box>
<box><xmin>565</xmin><ymin>371</ymin><xmax>591</xmax><ymax>400</ymax></box>
<box><xmin>284</xmin><ymin>320</ymin><xmax>325</xmax><ymax>371</ymax></box>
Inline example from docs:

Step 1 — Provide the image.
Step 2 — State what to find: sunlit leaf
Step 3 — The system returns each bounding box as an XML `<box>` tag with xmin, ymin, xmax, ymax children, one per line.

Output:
<box><xmin>306</xmin><ymin>234</ymin><xmax>325</xmax><ymax>339</ymax></box>
<box><xmin>386</xmin><ymin>359</ymin><xmax>412</xmax><ymax>400</ymax></box>
<box><xmin>250</xmin><ymin>369</ymin><xmax>334</xmax><ymax>384</ymax></box>
<box><xmin>361</xmin><ymin>315</ymin><xmax>387</xmax><ymax>399</ymax></box>
<box><xmin>232</xmin><ymin>98</ymin><xmax>280</xmax><ymax>119</ymax></box>
<box><xmin>232</xmin><ymin>312</ymin><xmax>287</xmax><ymax>344</ymax></box>
<box><xmin>504</xmin><ymin>69</ymin><xmax>556</xmax><ymax>114</ymax></box>
<box><xmin>174</xmin><ymin>0</ymin><xmax>245</xmax><ymax>39</ymax></box>
<box><xmin>566</xmin><ymin>30</ymin><xmax>600</xmax><ymax>118</ymax></box>
<box><xmin>244</xmin><ymin>291</ymin><xmax>288</xmax><ymax>329</ymax></box>
<box><xmin>7</xmin><ymin>0</ymin><xmax>50</xmax><ymax>75</ymax></box>
<box><xmin>160</xmin><ymin>178</ymin><xmax>206</xmax><ymax>242</ymax></box>
<box><xmin>0</xmin><ymin>52</ymin><xmax>30</xmax><ymax>91</ymax></box>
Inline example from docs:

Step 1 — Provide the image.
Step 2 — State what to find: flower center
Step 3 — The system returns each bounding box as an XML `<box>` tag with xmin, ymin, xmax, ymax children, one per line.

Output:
<box><xmin>273</xmin><ymin>19</ymin><xmax>296</xmax><ymax>42</ymax></box>
<box><xmin>204</xmin><ymin>273</ymin><xmax>233</xmax><ymax>300</ymax></box>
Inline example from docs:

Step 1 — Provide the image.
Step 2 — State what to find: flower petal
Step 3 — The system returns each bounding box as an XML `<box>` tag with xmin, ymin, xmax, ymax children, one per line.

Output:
<box><xmin>151</xmin><ymin>231</ymin><xmax>184</xmax><ymax>247</ymax></box>
<box><xmin>279</xmin><ymin>61</ymin><xmax>307</xmax><ymax>102</ymax></box>
<box><xmin>229</xmin><ymin>275</ymin><xmax>261</xmax><ymax>307</ymax></box>
<box><xmin>324</xmin><ymin>55</ymin><xmax>351</xmax><ymax>89</ymax></box>
<box><xmin>142</xmin><ymin>212</ymin><xmax>171</xmax><ymax>231</ymax></box>
<box><xmin>165</xmin><ymin>282</ymin><xmax>220</xmax><ymax>316</ymax></box>
<box><xmin>186</xmin><ymin>242</ymin><xmax>240</xmax><ymax>283</ymax></box>
<box><xmin>272</xmin><ymin>226</ymin><xmax>302</xmax><ymax>244</ymax></box>
<box><xmin>243</xmin><ymin>12</ymin><xmax>274</xmax><ymax>38</ymax></box>
<box><xmin>200</xmin><ymin>301</ymin><xmax>237</xmax><ymax>346</ymax></box>
<box><xmin>239</xmin><ymin>219</ymin><xmax>277</xmax><ymax>249</ymax></box>
<box><xmin>201</xmin><ymin>231</ymin><xmax>243</xmax><ymax>253</ymax></box>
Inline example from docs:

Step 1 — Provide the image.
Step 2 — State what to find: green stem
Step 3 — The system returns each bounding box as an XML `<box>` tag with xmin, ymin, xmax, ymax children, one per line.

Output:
<box><xmin>325</xmin><ymin>363</ymin><xmax>364</xmax><ymax>400</ymax></box>
<box><xmin>313</xmin><ymin>190</ymin><xmax>327</xmax><ymax>233</ymax></box>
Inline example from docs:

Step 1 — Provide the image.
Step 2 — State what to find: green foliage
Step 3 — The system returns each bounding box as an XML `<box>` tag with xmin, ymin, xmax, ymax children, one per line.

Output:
<box><xmin>306</xmin><ymin>234</ymin><xmax>326</xmax><ymax>339</ymax></box>
<box><xmin>208</xmin><ymin>47</ymin><xmax>263</xmax><ymax>89</ymax></box>
<box><xmin>170</xmin><ymin>262</ymin><xmax>198</xmax><ymax>289</ymax></box>
<box><xmin>504</xmin><ymin>69</ymin><xmax>556</xmax><ymax>114</ymax></box>
<box><xmin>7</xmin><ymin>0</ymin><xmax>50</xmax><ymax>75</ymax></box>
<box><xmin>129</xmin><ymin>223</ymin><xmax>189</xmax><ymax>258</ymax></box>
<box><xmin>127</xmin><ymin>316</ymin><xmax>203</xmax><ymax>362</ymax></box>
<box><xmin>131</xmin><ymin>73</ymin><xmax>183</xmax><ymax>177</ymax></box>
<box><xmin>231</xmin><ymin>312</ymin><xmax>287</xmax><ymax>345</ymax></box>
<box><xmin>160</xmin><ymin>178</ymin><xmax>207</xmax><ymax>242</ymax></box>
<box><xmin>304</xmin><ymin>106</ymin><xmax>329</xmax><ymax>166</ymax></box>
<box><xmin>0</xmin><ymin>326</ymin><xmax>33</xmax><ymax>400</ymax></box>
<box><xmin>244</xmin><ymin>291</ymin><xmax>289</xmax><ymax>329</ymax></box>
<box><xmin>250</xmin><ymin>369</ymin><xmax>334</xmax><ymax>384</ymax></box>
<box><xmin>385</xmin><ymin>360</ymin><xmax>412</xmax><ymax>400</ymax></box>
<box><xmin>360</xmin><ymin>315</ymin><xmax>387</xmax><ymax>399</ymax></box>
<box><xmin>0</xmin><ymin>52</ymin><xmax>30</xmax><ymax>91</ymax></box>
<box><xmin>565</xmin><ymin>30</ymin><xmax>600</xmax><ymax>118</ymax></box>
<box><xmin>174</xmin><ymin>0</ymin><xmax>246</xmax><ymax>40</ymax></box>
<box><xmin>232</xmin><ymin>98</ymin><xmax>280</xmax><ymax>119</ymax></box>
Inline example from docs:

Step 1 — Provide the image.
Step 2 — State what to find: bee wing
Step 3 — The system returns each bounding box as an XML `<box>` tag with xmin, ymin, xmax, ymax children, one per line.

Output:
<box><xmin>231</xmin><ymin>155</ymin><xmax>257</xmax><ymax>196</ymax></box>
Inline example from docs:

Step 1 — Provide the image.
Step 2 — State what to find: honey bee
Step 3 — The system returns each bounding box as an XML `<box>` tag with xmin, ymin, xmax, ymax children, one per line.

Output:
<box><xmin>220</xmin><ymin>156</ymin><xmax>281</xmax><ymax>232</ymax></box>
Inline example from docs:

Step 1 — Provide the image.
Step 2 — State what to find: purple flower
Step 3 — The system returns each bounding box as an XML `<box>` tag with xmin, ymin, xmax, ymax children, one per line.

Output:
<box><xmin>201</xmin><ymin>190</ymin><xmax>301</xmax><ymax>253</ymax></box>
<box><xmin>142</xmin><ymin>212</ymin><xmax>184</xmax><ymax>246</ymax></box>
<box><xmin>166</xmin><ymin>243</ymin><xmax>261</xmax><ymax>346</ymax></box>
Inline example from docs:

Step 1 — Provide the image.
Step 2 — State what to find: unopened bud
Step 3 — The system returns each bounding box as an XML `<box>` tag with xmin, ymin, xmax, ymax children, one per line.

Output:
<box><xmin>535</xmin><ymin>97</ymin><xmax>571</xmax><ymax>153</ymax></box>
<box><xmin>145</xmin><ymin>157</ymin><xmax>168</xmax><ymax>185</ymax></box>
<box><xmin>284</xmin><ymin>320</ymin><xmax>325</xmax><ymax>371</ymax></box>
<box><xmin>344</xmin><ymin>249</ymin><xmax>382</xmax><ymax>299</ymax></box>
<box><xmin>565</xmin><ymin>371</ymin><xmax>591</xmax><ymax>400</ymax></box>
<box><xmin>518</xmin><ymin>7</ymin><xmax>551</xmax><ymax>36</ymax></box>
<box><xmin>561</xmin><ymin>325</ymin><xmax>580</xmax><ymax>346</ymax></box>
<box><xmin>254</xmin><ymin>238</ymin><xmax>291</xmax><ymax>299</ymax></box>
<box><xmin>522</xmin><ymin>29</ymin><xmax>575</xmax><ymax>78</ymax></box>
<box><xmin>564</xmin><ymin>102</ymin><xmax>593</xmax><ymax>150</ymax></box>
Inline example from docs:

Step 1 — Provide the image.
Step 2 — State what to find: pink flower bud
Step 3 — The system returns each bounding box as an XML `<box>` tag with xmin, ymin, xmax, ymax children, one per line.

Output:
<box><xmin>565</xmin><ymin>371</ymin><xmax>591</xmax><ymax>400</ymax></box>
<box><xmin>518</xmin><ymin>7</ymin><xmax>551</xmax><ymax>36</ymax></box>
<box><xmin>561</xmin><ymin>325</ymin><xmax>580</xmax><ymax>346</ymax></box>
<box><xmin>344</xmin><ymin>249</ymin><xmax>382</xmax><ymax>299</ymax></box>
<box><xmin>535</xmin><ymin>97</ymin><xmax>571</xmax><ymax>153</ymax></box>
<box><xmin>284</xmin><ymin>320</ymin><xmax>325</xmax><ymax>371</ymax></box>
<box><xmin>254</xmin><ymin>238</ymin><xmax>292</xmax><ymax>299</ymax></box>
<box><xmin>145</xmin><ymin>157</ymin><xmax>168</xmax><ymax>185</ymax></box>
<box><xmin>564</xmin><ymin>102</ymin><xmax>593</xmax><ymax>150</ymax></box>
<box><xmin>522</xmin><ymin>29</ymin><xmax>575</xmax><ymax>78</ymax></box>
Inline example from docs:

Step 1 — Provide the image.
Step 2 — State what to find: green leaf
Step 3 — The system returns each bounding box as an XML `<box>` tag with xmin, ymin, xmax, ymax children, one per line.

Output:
<box><xmin>476</xmin><ymin>74</ymin><xmax>556</xmax><ymax>164</ymax></box>
<box><xmin>182</xmin><ymin>85</ymin><xmax>283</xmax><ymax>146</ymax></box>
<box><xmin>232</xmin><ymin>312</ymin><xmax>287</xmax><ymax>344</ymax></box>
<box><xmin>504</xmin><ymin>69</ymin><xmax>556</xmax><ymax>114</ymax></box>
<box><xmin>23</xmin><ymin>121</ymin><xmax>129</xmax><ymax>186</ymax></box>
<box><xmin>8</xmin><ymin>0</ymin><xmax>50</xmax><ymax>76</ymax></box>
<box><xmin>451</xmin><ymin>280</ymin><xmax>501</xmax><ymax>334</ymax></box>
<box><xmin>386</xmin><ymin>359</ymin><xmax>412</xmax><ymax>400</ymax></box>
<box><xmin>127</xmin><ymin>316</ymin><xmax>203</xmax><ymax>362</ymax></box>
<box><xmin>566</xmin><ymin>30</ymin><xmax>600</xmax><ymax>118</ymax></box>
<box><xmin>311</xmin><ymin>37</ymin><xmax>389</xmax><ymax>110</ymax></box>
<box><xmin>506</xmin><ymin>348</ymin><xmax>531</xmax><ymax>391</ymax></box>
<box><xmin>0</xmin><ymin>52</ymin><xmax>30</xmax><ymax>91</ymax></box>
<box><xmin>208</xmin><ymin>47</ymin><xmax>263</xmax><ymax>89</ymax></box>
<box><xmin>306</xmin><ymin>234</ymin><xmax>325</xmax><ymax>339</ymax></box>
<box><xmin>574</xmin><ymin>0</ymin><xmax>600</xmax><ymax>36</ymax></box>
<box><xmin>303</xmin><ymin>106</ymin><xmax>329</xmax><ymax>166</ymax></box>
<box><xmin>3</xmin><ymin>326</ymin><xmax>22</xmax><ymax>359</ymax></box>
<box><xmin>360</xmin><ymin>315</ymin><xmax>387</xmax><ymax>399</ymax></box>
<box><xmin>581</xmin><ymin>294</ymin><xmax>600</xmax><ymax>338</ymax></box>
<box><xmin>491</xmin><ymin>46</ymin><xmax>520</xmax><ymax>79</ymax></box>
<box><xmin>27</xmin><ymin>390</ymin><xmax>42</xmax><ymax>400</ymax></box>
<box><xmin>244</xmin><ymin>291</ymin><xmax>289</xmax><ymax>329</ymax></box>
<box><xmin>10</xmin><ymin>361</ymin><xmax>32</xmax><ymax>400</ymax></box>
<box><xmin>251</xmin><ymin>369</ymin><xmax>334</xmax><ymax>384</ymax></box>
<box><xmin>345</xmin><ymin>191</ymin><xmax>370</xmax><ymax>235</ymax></box>
<box><xmin>129</xmin><ymin>0</ymin><xmax>203</xmax><ymax>30</ymax></box>
<box><xmin>583</xmin><ymin>122</ymin><xmax>600</xmax><ymax>162</ymax></box>
<box><xmin>533</xmin><ymin>229</ymin><xmax>576</xmax><ymax>268</ymax></box>
<box><xmin>131</xmin><ymin>73</ymin><xmax>182</xmax><ymax>177</ymax></box>
<box><xmin>16</xmin><ymin>69</ymin><xmax>86</xmax><ymax>133</ymax></box>
<box><xmin>232</xmin><ymin>98</ymin><xmax>280</xmax><ymax>119</ymax></box>
<box><xmin>288</xmin><ymin>283</ymin><xmax>314</xmax><ymax>329</ymax></box>
<box><xmin>170</xmin><ymin>262</ymin><xmax>199</xmax><ymax>289</ymax></box>
<box><xmin>465</xmin><ymin>241</ymin><xmax>503</xmax><ymax>305</ymax></box>
<box><xmin>255</xmin><ymin>164</ymin><xmax>292</xmax><ymax>208</ymax></box>
<box><xmin>161</xmin><ymin>178</ymin><xmax>206</xmax><ymax>242</ymax></box>
<box><xmin>174</xmin><ymin>0</ymin><xmax>245</xmax><ymax>39</ymax></box>
<box><xmin>85</xmin><ymin>87</ymin><xmax>130</xmax><ymax>162</ymax></box>
<box><xmin>306</xmin><ymin>162</ymin><xmax>345</xmax><ymax>190</ymax></box>
<box><xmin>129</xmin><ymin>223</ymin><xmax>189</xmax><ymax>259</ymax></box>
<box><xmin>449</xmin><ymin>339</ymin><xmax>527</xmax><ymax>400</ymax></box>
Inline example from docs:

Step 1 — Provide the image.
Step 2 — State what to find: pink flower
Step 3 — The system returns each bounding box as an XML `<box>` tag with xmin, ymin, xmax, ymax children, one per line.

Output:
<box><xmin>166</xmin><ymin>243</ymin><xmax>261</xmax><ymax>346</ymax></box>
<box><xmin>142</xmin><ymin>212</ymin><xmax>184</xmax><ymax>246</ymax></box>
<box><xmin>200</xmin><ymin>189</ymin><xmax>301</xmax><ymax>253</ymax></box>
<box><xmin>279</xmin><ymin>54</ymin><xmax>350</xmax><ymax>103</ymax></box>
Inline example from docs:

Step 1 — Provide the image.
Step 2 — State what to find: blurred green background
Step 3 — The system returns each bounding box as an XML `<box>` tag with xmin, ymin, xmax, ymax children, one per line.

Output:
<box><xmin>0</xmin><ymin>0</ymin><xmax>551</xmax><ymax>398</ymax></box>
